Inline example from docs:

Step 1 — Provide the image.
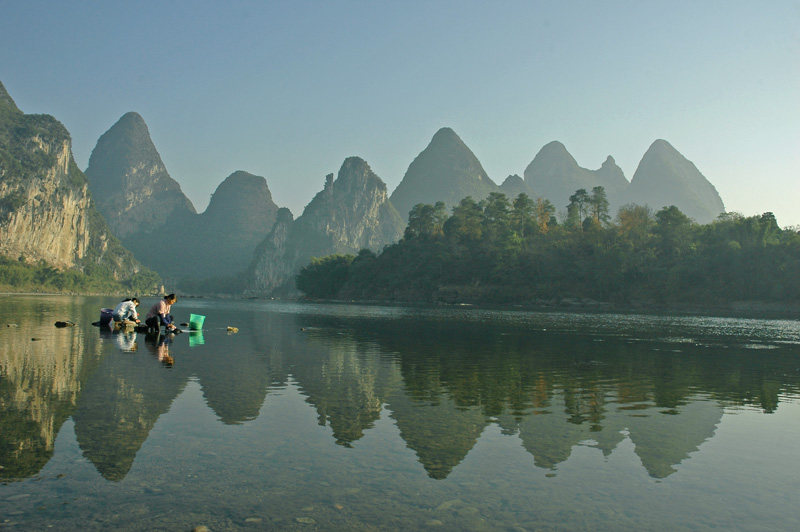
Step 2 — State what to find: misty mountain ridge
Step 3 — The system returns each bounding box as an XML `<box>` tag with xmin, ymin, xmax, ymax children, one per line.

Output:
<box><xmin>523</xmin><ymin>141</ymin><xmax>629</xmax><ymax>209</ymax></box>
<box><xmin>398</xmin><ymin>130</ymin><xmax>723</xmax><ymax>224</ymax></box>
<box><xmin>84</xmin><ymin>112</ymin><xmax>278</xmax><ymax>280</ymax></box>
<box><xmin>2</xmin><ymin>75</ymin><xmax>732</xmax><ymax>296</ymax></box>
<box><xmin>79</xmin><ymin>116</ymin><xmax>728</xmax><ymax>291</ymax></box>
<box><xmin>622</xmin><ymin>139</ymin><xmax>724</xmax><ymax>224</ymax></box>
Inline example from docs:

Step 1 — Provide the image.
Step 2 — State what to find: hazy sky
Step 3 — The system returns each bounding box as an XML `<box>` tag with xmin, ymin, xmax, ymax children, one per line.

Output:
<box><xmin>2</xmin><ymin>1</ymin><xmax>798</xmax><ymax>226</ymax></box>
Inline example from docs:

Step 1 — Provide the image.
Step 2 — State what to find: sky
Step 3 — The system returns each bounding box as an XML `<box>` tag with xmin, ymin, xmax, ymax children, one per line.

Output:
<box><xmin>1</xmin><ymin>0</ymin><xmax>798</xmax><ymax>226</ymax></box>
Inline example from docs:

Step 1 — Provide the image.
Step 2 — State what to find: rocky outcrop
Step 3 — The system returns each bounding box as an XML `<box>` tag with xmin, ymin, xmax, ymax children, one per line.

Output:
<box><xmin>621</xmin><ymin>139</ymin><xmax>725</xmax><ymax>224</ymax></box>
<box><xmin>250</xmin><ymin>157</ymin><xmax>404</xmax><ymax>295</ymax></box>
<box><xmin>0</xmin><ymin>80</ymin><xmax>144</xmax><ymax>277</ymax></box>
<box><xmin>83</xmin><ymin>112</ymin><xmax>196</xmax><ymax>276</ymax></box>
<box><xmin>84</xmin><ymin>112</ymin><xmax>196</xmax><ymax>238</ymax></box>
<box><xmin>389</xmin><ymin>127</ymin><xmax>500</xmax><ymax>222</ymax></box>
<box><xmin>249</xmin><ymin>208</ymin><xmax>296</xmax><ymax>295</ymax></box>
<box><xmin>523</xmin><ymin>141</ymin><xmax>629</xmax><ymax>209</ymax></box>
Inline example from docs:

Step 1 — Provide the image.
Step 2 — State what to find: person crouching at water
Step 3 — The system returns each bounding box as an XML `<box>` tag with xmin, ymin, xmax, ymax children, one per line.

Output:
<box><xmin>113</xmin><ymin>297</ymin><xmax>140</xmax><ymax>324</ymax></box>
<box><xmin>145</xmin><ymin>294</ymin><xmax>178</xmax><ymax>333</ymax></box>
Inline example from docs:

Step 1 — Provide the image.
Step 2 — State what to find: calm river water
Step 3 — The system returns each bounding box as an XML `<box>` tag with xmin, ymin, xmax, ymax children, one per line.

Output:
<box><xmin>1</xmin><ymin>294</ymin><xmax>799</xmax><ymax>531</ymax></box>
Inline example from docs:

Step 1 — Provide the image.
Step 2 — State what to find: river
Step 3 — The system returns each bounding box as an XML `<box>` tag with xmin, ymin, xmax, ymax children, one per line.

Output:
<box><xmin>1</xmin><ymin>294</ymin><xmax>799</xmax><ymax>531</ymax></box>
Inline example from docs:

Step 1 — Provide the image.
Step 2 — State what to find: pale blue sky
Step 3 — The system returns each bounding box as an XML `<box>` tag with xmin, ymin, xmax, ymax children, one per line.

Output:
<box><xmin>2</xmin><ymin>1</ymin><xmax>798</xmax><ymax>226</ymax></box>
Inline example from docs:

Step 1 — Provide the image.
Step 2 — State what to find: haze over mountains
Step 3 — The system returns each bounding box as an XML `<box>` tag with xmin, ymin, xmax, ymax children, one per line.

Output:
<box><xmin>84</xmin><ymin>112</ymin><xmax>279</xmax><ymax>281</ymax></box>
<box><xmin>0</xmin><ymin>79</ymin><xmax>728</xmax><ymax>295</ymax></box>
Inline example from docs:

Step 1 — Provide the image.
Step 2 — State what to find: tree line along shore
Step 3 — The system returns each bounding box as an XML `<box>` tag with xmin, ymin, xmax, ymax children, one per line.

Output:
<box><xmin>295</xmin><ymin>190</ymin><xmax>800</xmax><ymax>313</ymax></box>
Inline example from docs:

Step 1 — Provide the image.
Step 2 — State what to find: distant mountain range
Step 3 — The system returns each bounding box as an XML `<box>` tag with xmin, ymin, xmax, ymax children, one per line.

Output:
<box><xmin>0</xmin><ymin>78</ymin><xmax>727</xmax><ymax>295</ymax></box>
<box><xmin>84</xmin><ymin>112</ymin><xmax>280</xmax><ymax>281</ymax></box>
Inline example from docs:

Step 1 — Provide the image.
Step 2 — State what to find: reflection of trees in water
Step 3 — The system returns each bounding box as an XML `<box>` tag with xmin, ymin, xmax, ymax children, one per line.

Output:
<box><xmin>300</xmin><ymin>315</ymin><xmax>799</xmax><ymax>479</ymax></box>
<box><xmin>386</xmin><ymin>391</ymin><xmax>486</xmax><ymax>479</ymax></box>
<box><xmin>1</xmin><ymin>299</ymin><xmax>299</xmax><ymax>481</ymax></box>
<box><xmin>0</xmin><ymin>296</ymin><xmax>106</xmax><ymax>479</ymax></box>
<box><xmin>290</xmin><ymin>327</ymin><xmax>400</xmax><ymax>447</ymax></box>
<box><xmin>194</xmin><ymin>309</ymin><xmax>291</xmax><ymax>425</ymax></box>
<box><xmin>4</xmin><ymin>298</ymin><xmax>800</xmax><ymax>483</ymax></box>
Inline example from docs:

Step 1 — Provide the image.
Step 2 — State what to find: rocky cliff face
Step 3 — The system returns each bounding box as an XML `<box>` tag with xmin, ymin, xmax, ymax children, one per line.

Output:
<box><xmin>621</xmin><ymin>139</ymin><xmax>725</xmax><ymax>224</ymax></box>
<box><xmin>0</xmin><ymin>81</ymin><xmax>143</xmax><ymax>277</ymax></box>
<box><xmin>250</xmin><ymin>157</ymin><xmax>404</xmax><ymax>295</ymax></box>
<box><xmin>389</xmin><ymin>128</ymin><xmax>499</xmax><ymax>221</ymax></box>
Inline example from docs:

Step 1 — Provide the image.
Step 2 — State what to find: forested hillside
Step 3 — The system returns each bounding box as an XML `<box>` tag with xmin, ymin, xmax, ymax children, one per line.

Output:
<box><xmin>296</xmin><ymin>190</ymin><xmax>800</xmax><ymax>308</ymax></box>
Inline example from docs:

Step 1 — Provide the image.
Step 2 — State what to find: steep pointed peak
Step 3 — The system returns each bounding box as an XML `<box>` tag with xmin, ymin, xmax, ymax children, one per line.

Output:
<box><xmin>339</xmin><ymin>155</ymin><xmax>372</xmax><ymax>173</ymax></box>
<box><xmin>594</xmin><ymin>154</ymin><xmax>629</xmax><ymax>190</ymax></box>
<box><xmin>334</xmin><ymin>156</ymin><xmax>388</xmax><ymax>195</ymax></box>
<box><xmin>105</xmin><ymin>111</ymin><xmax>150</xmax><ymax>138</ymax></box>
<box><xmin>0</xmin><ymin>80</ymin><xmax>21</xmax><ymax>114</ymax></box>
<box><xmin>597</xmin><ymin>154</ymin><xmax>625</xmax><ymax>176</ymax></box>
<box><xmin>117</xmin><ymin>110</ymin><xmax>146</xmax><ymax>125</ymax></box>
<box><xmin>626</xmin><ymin>139</ymin><xmax>725</xmax><ymax>223</ymax></box>
<box><xmin>389</xmin><ymin>126</ymin><xmax>495</xmax><ymax>217</ymax></box>
<box><xmin>425</xmin><ymin>126</ymin><xmax>476</xmax><ymax>154</ymax></box>
<box><xmin>90</xmin><ymin>111</ymin><xmax>158</xmax><ymax>160</ymax></box>
<box><xmin>635</xmin><ymin>139</ymin><xmax>696</xmax><ymax>174</ymax></box>
<box><xmin>419</xmin><ymin>127</ymin><xmax>484</xmax><ymax>170</ymax></box>
<box><xmin>637</xmin><ymin>139</ymin><xmax>692</xmax><ymax>169</ymax></box>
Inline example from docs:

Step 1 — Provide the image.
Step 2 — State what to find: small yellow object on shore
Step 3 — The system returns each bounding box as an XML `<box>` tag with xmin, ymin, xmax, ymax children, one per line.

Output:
<box><xmin>227</xmin><ymin>326</ymin><xmax>239</xmax><ymax>333</ymax></box>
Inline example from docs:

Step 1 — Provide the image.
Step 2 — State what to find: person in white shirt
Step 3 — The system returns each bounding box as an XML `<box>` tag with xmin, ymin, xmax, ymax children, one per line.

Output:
<box><xmin>112</xmin><ymin>298</ymin><xmax>140</xmax><ymax>324</ymax></box>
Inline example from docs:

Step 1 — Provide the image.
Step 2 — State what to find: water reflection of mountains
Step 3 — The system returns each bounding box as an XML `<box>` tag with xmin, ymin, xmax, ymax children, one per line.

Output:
<box><xmin>2</xmin><ymin>299</ymin><xmax>798</xmax><ymax>483</ymax></box>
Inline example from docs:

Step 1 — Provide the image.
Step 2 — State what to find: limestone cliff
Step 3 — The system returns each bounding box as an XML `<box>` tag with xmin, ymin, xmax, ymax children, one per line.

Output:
<box><xmin>250</xmin><ymin>157</ymin><xmax>404</xmax><ymax>295</ymax></box>
<box><xmin>0</xmin><ymin>80</ymin><xmax>144</xmax><ymax>278</ymax></box>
